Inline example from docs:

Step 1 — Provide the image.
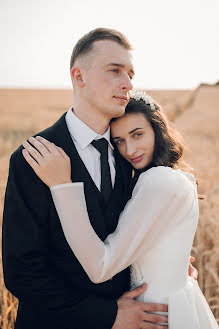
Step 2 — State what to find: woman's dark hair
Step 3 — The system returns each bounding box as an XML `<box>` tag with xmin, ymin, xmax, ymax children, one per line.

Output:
<box><xmin>125</xmin><ymin>95</ymin><xmax>185</xmax><ymax>170</ymax></box>
<box><xmin>111</xmin><ymin>92</ymin><xmax>202</xmax><ymax>197</ymax></box>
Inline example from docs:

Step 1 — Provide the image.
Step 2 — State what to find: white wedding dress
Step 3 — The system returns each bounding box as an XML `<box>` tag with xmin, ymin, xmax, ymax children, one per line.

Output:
<box><xmin>50</xmin><ymin>166</ymin><xmax>218</xmax><ymax>328</ymax></box>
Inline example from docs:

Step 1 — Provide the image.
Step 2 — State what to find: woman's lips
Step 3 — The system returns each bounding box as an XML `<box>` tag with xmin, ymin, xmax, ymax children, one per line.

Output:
<box><xmin>130</xmin><ymin>155</ymin><xmax>144</xmax><ymax>163</ymax></box>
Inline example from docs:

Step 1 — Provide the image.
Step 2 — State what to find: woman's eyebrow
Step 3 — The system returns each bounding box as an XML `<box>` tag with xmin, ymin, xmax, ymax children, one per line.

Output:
<box><xmin>128</xmin><ymin>127</ymin><xmax>143</xmax><ymax>134</ymax></box>
<box><xmin>113</xmin><ymin>128</ymin><xmax>143</xmax><ymax>139</ymax></box>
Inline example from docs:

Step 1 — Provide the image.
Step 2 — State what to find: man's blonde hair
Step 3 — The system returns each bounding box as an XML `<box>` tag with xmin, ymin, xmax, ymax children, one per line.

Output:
<box><xmin>70</xmin><ymin>27</ymin><xmax>132</xmax><ymax>70</ymax></box>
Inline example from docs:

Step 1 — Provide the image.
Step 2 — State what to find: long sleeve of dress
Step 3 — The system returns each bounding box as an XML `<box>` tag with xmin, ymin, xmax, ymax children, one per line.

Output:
<box><xmin>50</xmin><ymin>166</ymin><xmax>197</xmax><ymax>284</ymax></box>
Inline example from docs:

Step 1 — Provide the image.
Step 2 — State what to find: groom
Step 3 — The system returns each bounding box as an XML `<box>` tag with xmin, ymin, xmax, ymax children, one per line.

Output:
<box><xmin>2</xmin><ymin>28</ymin><xmax>195</xmax><ymax>329</ymax></box>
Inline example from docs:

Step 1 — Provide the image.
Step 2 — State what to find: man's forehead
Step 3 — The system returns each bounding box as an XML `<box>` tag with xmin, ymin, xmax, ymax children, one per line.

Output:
<box><xmin>93</xmin><ymin>40</ymin><xmax>131</xmax><ymax>57</ymax></box>
<box><xmin>93</xmin><ymin>40</ymin><xmax>134</xmax><ymax>68</ymax></box>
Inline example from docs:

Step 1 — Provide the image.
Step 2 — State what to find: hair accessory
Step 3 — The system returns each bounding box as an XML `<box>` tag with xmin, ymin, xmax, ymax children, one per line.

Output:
<box><xmin>130</xmin><ymin>90</ymin><xmax>156</xmax><ymax>110</ymax></box>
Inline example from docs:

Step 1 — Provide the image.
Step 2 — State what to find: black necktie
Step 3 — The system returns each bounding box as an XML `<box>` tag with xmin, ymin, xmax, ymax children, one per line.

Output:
<box><xmin>91</xmin><ymin>138</ymin><xmax>112</xmax><ymax>203</ymax></box>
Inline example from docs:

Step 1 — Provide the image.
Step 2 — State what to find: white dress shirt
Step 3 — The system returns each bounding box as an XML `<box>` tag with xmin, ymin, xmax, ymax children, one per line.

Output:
<box><xmin>65</xmin><ymin>108</ymin><xmax>116</xmax><ymax>190</ymax></box>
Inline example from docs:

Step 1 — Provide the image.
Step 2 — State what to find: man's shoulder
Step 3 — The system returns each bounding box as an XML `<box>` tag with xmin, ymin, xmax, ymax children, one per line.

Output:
<box><xmin>11</xmin><ymin>112</ymin><xmax>67</xmax><ymax>164</ymax></box>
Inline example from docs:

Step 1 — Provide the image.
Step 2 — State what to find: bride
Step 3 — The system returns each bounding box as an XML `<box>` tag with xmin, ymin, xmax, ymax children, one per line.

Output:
<box><xmin>22</xmin><ymin>91</ymin><xmax>218</xmax><ymax>328</ymax></box>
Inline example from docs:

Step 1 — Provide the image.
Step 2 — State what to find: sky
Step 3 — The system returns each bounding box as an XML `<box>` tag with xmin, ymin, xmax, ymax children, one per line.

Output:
<box><xmin>0</xmin><ymin>0</ymin><xmax>219</xmax><ymax>89</ymax></box>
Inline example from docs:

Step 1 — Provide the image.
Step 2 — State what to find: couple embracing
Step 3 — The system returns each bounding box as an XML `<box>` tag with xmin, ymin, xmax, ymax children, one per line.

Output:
<box><xmin>2</xmin><ymin>28</ymin><xmax>218</xmax><ymax>329</ymax></box>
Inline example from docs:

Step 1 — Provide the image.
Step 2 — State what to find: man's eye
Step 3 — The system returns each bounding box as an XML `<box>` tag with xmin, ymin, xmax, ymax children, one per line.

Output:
<box><xmin>110</xmin><ymin>69</ymin><xmax>119</xmax><ymax>73</ymax></box>
<box><xmin>129</xmin><ymin>75</ymin><xmax>134</xmax><ymax>80</ymax></box>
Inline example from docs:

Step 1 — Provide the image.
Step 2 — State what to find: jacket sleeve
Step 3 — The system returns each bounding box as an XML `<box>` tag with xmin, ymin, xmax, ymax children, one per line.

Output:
<box><xmin>50</xmin><ymin>167</ymin><xmax>197</xmax><ymax>284</ymax></box>
<box><xmin>2</xmin><ymin>150</ymin><xmax>118</xmax><ymax>329</ymax></box>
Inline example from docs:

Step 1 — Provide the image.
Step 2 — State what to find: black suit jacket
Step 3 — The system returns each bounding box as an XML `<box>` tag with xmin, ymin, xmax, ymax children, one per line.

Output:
<box><xmin>2</xmin><ymin>113</ymin><xmax>132</xmax><ymax>329</ymax></box>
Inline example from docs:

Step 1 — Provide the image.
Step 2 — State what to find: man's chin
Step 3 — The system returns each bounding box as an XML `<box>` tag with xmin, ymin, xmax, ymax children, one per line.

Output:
<box><xmin>112</xmin><ymin>106</ymin><xmax>126</xmax><ymax>118</ymax></box>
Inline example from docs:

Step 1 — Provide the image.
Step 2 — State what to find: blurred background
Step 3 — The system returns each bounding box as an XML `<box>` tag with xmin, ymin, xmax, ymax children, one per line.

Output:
<box><xmin>0</xmin><ymin>0</ymin><xmax>219</xmax><ymax>327</ymax></box>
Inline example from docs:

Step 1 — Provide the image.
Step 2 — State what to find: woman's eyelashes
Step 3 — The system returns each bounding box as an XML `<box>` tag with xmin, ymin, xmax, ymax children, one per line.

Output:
<box><xmin>133</xmin><ymin>132</ymin><xmax>142</xmax><ymax>138</ymax></box>
<box><xmin>115</xmin><ymin>139</ymin><xmax>124</xmax><ymax>145</ymax></box>
<box><xmin>114</xmin><ymin>132</ymin><xmax>143</xmax><ymax>145</ymax></box>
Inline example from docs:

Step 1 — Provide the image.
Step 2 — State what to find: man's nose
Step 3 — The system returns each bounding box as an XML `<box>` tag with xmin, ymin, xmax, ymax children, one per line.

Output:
<box><xmin>121</xmin><ymin>74</ymin><xmax>133</xmax><ymax>91</ymax></box>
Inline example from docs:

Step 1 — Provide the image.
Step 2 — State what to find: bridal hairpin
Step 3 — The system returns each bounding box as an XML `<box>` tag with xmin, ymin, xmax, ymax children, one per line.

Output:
<box><xmin>130</xmin><ymin>90</ymin><xmax>157</xmax><ymax>111</ymax></box>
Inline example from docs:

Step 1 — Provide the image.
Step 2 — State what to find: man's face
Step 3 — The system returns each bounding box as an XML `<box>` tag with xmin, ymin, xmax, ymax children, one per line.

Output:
<box><xmin>82</xmin><ymin>40</ymin><xmax>134</xmax><ymax>120</ymax></box>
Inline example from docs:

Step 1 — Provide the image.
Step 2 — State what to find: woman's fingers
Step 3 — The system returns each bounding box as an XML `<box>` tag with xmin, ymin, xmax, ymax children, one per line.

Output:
<box><xmin>35</xmin><ymin>136</ymin><xmax>70</xmax><ymax>161</ymax></box>
<box><xmin>27</xmin><ymin>137</ymin><xmax>50</xmax><ymax>157</ymax></box>
<box><xmin>22</xmin><ymin>141</ymin><xmax>44</xmax><ymax>164</ymax></box>
<box><xmin>35</xmin><ymin>136</ymin><xmax>59</xmax><ymax>154</ymax></box>
<box><xmin>57</xmin><ymin>146</ymin><xmax>70</xmax><ymax>161</ymax></box>
<box><xmin>189</xmin><ymin>263</ymin><xmax>198</xmax><ymax>280</ymax></box>
<box><xmin>22</xmin><ymin>136</ymin><xmax>71</xmax><ymax>187</ymax></box>
<box><xmin>22</xmin><ymin>149</ymin><xmax>40</xmax><ymax>172</ymax></box>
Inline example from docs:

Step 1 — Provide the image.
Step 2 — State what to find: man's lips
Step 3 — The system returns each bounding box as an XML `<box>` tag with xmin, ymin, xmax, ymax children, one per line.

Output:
<box><xmin>113</xmin><ymin>96</ymin><xmax>129</xmax><ymax>103</ymax></box>
<box><xmin>130</xmin><ymin>155</ymin><xmax>144</xmax><ymax>163</ymax></box>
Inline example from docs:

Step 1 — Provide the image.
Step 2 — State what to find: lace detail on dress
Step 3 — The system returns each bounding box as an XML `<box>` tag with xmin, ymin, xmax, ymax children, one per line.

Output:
<box><xmin>130</xmin><ymin>264</ymin><xmax>144</xmax><ymax>290</ymax></box>
<box><xmin>130</xmin><ymin>264</ymin><xmax>155</xmax><ymax>298</ymax></box>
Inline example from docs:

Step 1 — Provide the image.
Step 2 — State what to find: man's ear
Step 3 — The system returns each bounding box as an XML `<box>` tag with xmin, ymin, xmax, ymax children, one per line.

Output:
<box><xmin>70</xmin><ymin>67</ymin><xmax>85</xmax><ymax>87</ymax></box>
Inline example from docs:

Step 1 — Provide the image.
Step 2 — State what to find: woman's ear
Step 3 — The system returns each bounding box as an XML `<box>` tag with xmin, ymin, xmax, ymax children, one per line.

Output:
<box><xmin>70</xmin><ymin>67</ymin><xmax>85</xmax><ymax>88</ymax></box>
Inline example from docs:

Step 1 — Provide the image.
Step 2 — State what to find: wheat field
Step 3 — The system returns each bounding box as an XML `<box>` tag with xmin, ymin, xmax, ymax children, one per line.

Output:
<box><xmin>0</xmin><ymin>87</ymin><xmax>218</xmax><ymax>328</ymax></box>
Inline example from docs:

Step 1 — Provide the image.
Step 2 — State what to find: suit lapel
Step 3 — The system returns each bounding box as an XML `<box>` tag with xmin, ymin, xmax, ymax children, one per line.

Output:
<box><xmin>47</xmin><ymin>113</ymin><xmax>107</xmax><ymax>238</ymax></box>
<box><xmin>47</xmin><ymin>113</ymin><xmax>132</xmax><ymax>238</ymax></box>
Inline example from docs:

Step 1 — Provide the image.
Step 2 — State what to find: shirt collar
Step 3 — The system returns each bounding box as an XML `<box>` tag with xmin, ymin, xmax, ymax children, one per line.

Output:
<box><xmin>66</xmin><ymin>108</ymin><xmax>114</xmax><ymax>150</ymax></box>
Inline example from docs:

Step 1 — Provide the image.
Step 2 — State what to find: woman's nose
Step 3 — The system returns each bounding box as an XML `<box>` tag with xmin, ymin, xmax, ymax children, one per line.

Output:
<box><xmin>126</xmin><ymin>141</ymin><xmax>136</xmax><ymax>157</ymax></box>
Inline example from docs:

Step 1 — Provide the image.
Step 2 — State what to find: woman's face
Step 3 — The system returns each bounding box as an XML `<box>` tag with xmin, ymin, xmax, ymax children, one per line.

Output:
<box><xmin>111</xmin><ymin>113</ymin><xmax>155</xmax><ymax>170</ymax></box>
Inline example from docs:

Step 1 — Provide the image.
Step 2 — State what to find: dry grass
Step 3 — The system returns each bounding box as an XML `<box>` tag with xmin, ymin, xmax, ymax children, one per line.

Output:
<box><xmin>174</xmin><ymin>86</ymin><xmax>219</xmax><ymax>322</ymax></box>
<box><xmin>0</xmin><ymin>87</ymin><xmax>218</xmax><ymax>328</ymax></box>
<box><xmin>0</xmin><ymin>89</ymin><xmax>73</xmax><ymax>329</ymax></box>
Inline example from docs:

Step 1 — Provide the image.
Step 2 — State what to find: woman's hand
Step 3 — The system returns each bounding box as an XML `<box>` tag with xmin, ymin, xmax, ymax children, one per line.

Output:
<box><xmin>22</xmin><ymin>136</ymin><xmax>72</xmax><ymax>188</ymax></box>
<box><xmin>189</xmin><ymin>256</ymin><xmax>198</xmax><ymax>280</ymax></box>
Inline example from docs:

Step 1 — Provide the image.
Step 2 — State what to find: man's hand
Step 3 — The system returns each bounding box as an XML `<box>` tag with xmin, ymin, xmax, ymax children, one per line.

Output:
<box><xmin>112</xmin><ymin>284</ymin><xmax>168</xmax><ymax>329</ymax></box>
<box><xmin>189</xmin><ymin>256</ymin><xmax>198</xmax><ymax>280</ymax></box>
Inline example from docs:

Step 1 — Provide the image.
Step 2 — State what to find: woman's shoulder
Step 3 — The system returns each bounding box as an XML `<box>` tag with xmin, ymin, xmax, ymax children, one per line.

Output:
<box><xmin>136</xmin><ymin>166</ymin><xmax>196</xmax><ymax>194</ymax></box>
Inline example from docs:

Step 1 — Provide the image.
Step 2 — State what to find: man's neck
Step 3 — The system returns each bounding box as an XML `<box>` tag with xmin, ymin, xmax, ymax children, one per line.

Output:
<box><xmin>72</xmin><ymin>106</ymin><xmax>110</xmax><ymax>135</ymax></box>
